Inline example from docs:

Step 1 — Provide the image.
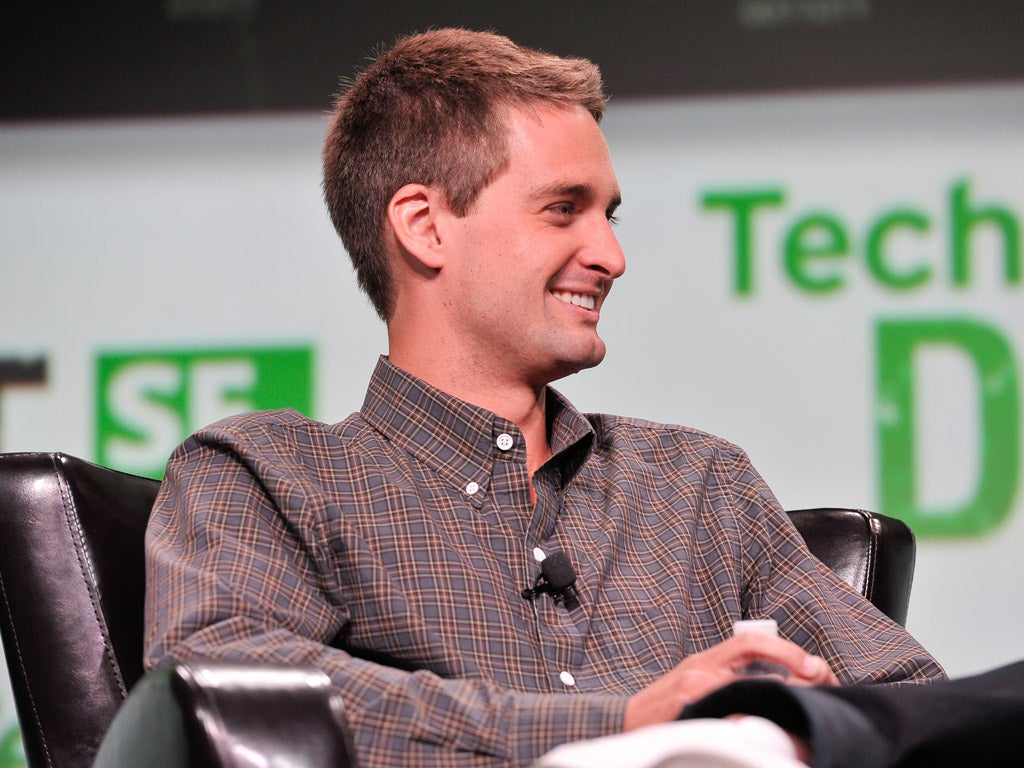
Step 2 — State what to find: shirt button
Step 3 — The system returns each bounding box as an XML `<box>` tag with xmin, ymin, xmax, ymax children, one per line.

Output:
<box><xmin>559</xmin><ymin>671</ymin><xmax>576</xmax><ymax>687</ymax></box>
<box><xmin>496</xmin><ymin>433</ymin><xmax>514</xmax><ymax>451</ymax></box>
<box><xmin>465</xmin><ymin>481</ymin><xmax>480</xmax><ymax>496</ymax></box>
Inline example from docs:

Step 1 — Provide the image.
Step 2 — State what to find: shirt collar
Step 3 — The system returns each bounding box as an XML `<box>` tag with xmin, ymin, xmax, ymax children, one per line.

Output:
<box><xmin>359</xmin><ymin>357</ymin><xmax>594</xmax><ymax>500</ymax></box>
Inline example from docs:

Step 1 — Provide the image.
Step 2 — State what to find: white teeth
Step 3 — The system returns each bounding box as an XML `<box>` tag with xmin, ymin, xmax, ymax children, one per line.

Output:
<box><xmin>553</xmin><ymin>291</ymin><xmax>596</xmax><ymax>310</ymax></box>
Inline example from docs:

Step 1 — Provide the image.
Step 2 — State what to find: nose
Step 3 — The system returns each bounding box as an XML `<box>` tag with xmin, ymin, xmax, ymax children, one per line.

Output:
<box><xmin>581</xmin><ymin>218</ymin><xmax>626</xmax><ymax>279</ymax></box>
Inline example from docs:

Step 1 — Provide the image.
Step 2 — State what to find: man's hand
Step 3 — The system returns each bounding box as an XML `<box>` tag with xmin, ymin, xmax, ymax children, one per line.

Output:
<box><xmin>623</xmin><ymin>632</ymin><xmax>838</xmax><ymax>730</ymax></box>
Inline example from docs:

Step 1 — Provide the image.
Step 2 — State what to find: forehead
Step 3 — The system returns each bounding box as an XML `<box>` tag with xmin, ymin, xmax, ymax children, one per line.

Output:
<box><xmin>498</xmin><ymin>103</ymin><xmax>620</xmax><ymax>199</ymax></box>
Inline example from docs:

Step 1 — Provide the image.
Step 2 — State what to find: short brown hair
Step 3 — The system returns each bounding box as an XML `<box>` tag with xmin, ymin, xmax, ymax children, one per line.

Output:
<box><xmin>322</xmin><ymin>28</ymin><xmax>607</xmax><ymax>320</ymax></box>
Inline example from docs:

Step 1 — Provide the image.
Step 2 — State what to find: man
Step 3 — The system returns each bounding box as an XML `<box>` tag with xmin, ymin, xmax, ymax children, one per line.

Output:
<box><xmin>144</xmin><ymin>28</ymin><xmax>944</xmax><ymax>767</ymax></box>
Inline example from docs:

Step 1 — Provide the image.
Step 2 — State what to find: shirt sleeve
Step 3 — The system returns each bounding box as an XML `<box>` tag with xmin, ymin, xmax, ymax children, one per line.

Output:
<box><xmin>716</xmin><ymin>443</ymin><xmax>944</xmax><ymax>685</ymax></box>
<box><xmin>144</xmin><ymin>427</ymin><xmax>627</xmax><ymax>767</ymax></box>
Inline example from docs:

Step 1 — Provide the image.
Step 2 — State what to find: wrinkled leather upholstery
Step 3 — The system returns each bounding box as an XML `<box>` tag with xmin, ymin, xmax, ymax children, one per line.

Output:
<box><xmin>0</xmin><ymin>452</ymin><xmax>915</xmax><ymax>768</ymax></box>
<box><xmin>0</xmin><ymin>452</ymin><xmax>156</xmax><ymax>768</ymax></box>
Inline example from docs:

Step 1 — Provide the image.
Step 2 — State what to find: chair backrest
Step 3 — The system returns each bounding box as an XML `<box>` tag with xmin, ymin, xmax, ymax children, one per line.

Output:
<box><xmin>0</xmin><ymin>452</ymin><xmax>915</xmax><ymax>768</ymax></box>
<box><xmin>0</xmin><ymin>453</ymin><xmax>159</xmax><ymax>768</ymax></box>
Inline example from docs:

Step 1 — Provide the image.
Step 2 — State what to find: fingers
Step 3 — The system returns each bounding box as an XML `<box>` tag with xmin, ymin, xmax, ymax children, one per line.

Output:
<box><xmin>716</xmin><ymin>632</ymin><xmax>836</xmax><ymax>685</ymax></box>
<box><xmin>625</xmin><ymin>633</ymin><xmax>839</xmax><ymax>730</ymax></box>
<box><xmin>794</xmin><ymin>653</ymin><xmax>839</xmax><ymax>686</ymax></box>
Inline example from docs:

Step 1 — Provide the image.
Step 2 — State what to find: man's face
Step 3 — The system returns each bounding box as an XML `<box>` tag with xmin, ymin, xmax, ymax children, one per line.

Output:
<box><xmin>438</xmin><ymin>103</ymin><xmax>625</xmax><ymax>387</ymax></box>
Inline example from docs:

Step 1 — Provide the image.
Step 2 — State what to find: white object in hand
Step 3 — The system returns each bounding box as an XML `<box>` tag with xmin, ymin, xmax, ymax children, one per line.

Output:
<box><xmin>733</xmin><ymin>619</ymin><xmax>779</xmax><ymax>638</ymax></box>
<box><xmin>733</xmin><ymin>619</ymin><xmax>790</xmax><ymax>678</ymax></box>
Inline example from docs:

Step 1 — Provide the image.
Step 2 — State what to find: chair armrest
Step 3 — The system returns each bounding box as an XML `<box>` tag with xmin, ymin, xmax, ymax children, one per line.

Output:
<box><xmin>91</xmin><ymin>662</ymin><xmax>358</xmax><ymax>768</ymax></box>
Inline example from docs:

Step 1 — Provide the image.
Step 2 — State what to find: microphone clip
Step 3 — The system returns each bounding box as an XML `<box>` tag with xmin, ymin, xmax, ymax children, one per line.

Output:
<box><xmin>520</xmin><ymin>550</ymin><xmax>580</xmax><ymax>610</ymax></box>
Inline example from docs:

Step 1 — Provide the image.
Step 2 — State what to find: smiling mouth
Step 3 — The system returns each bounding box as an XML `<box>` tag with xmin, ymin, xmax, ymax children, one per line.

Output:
<box><xmin>552</xmin><ymin>290</ymin><xmax>597</xmax><ymax>310</ymax></box>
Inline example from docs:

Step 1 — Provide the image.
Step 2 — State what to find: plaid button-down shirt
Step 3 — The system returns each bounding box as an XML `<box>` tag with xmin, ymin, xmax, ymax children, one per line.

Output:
<box><xmin>145</xmin><ymin>356</ymin><xmax>944</xmax><ymax>767</ymax></box>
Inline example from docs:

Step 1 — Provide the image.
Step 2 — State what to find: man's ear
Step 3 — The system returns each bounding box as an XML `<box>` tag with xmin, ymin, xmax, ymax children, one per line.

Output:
<box><xmin>387</xmin><ymin>183</ymin><xmax>446</xmax><ymax>271</ymax></box>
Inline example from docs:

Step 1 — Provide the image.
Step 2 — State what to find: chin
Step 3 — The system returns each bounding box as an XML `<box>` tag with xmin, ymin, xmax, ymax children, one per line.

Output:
<box><xmin>548</xmin><ymin>345</ymin><xmax>607</xmax><ymax>382</ymax></box>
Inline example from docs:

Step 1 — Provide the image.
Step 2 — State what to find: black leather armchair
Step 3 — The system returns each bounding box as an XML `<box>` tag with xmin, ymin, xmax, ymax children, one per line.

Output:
<box><xmin>0</xmin><ymin>452</ymin><xmax>152</xmax><ymax>768</ymax></box>
<box><xmin>0</xmin><ymin>451</ymin><xmax>917</xmax><ymax>768</ymax></box>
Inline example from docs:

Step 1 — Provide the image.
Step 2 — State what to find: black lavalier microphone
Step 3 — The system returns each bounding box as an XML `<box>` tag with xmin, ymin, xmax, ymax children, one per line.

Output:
<box><xmin>521</xmin><ymin>550</ymin><xmax>580</xmax><ymax>610</ymax></box>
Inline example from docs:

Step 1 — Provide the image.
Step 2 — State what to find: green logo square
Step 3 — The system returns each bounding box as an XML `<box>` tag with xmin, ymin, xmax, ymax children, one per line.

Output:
<box><xmin>96</xmin><ymin>345</ymin><xmax>314</xmax><ymax>478</ymax></box>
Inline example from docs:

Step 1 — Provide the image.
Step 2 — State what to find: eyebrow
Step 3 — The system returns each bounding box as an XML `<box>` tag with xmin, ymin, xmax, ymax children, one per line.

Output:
<box><xmin>529</xmin><ymin>182</ymin><xmax>623</xmax><ymax>213</ymax></box>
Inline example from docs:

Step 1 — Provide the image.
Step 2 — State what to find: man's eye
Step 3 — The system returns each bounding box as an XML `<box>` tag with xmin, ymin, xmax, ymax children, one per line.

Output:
<box><xmin>549</xmin><ymin>202</ymin><xmax>575</xmax><ymax>216</ymax></box>
<box><xmin>607</xmin><ymin>214</ymin><xmax>620</xmax><ymax>226</ymax></box>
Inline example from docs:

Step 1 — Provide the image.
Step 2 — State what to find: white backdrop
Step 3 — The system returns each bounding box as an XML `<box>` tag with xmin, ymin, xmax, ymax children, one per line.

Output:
<box><xmin>2</xmin><ymin>83</ymin><xmax>1023</xmax><ymax>753</ymax></box>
